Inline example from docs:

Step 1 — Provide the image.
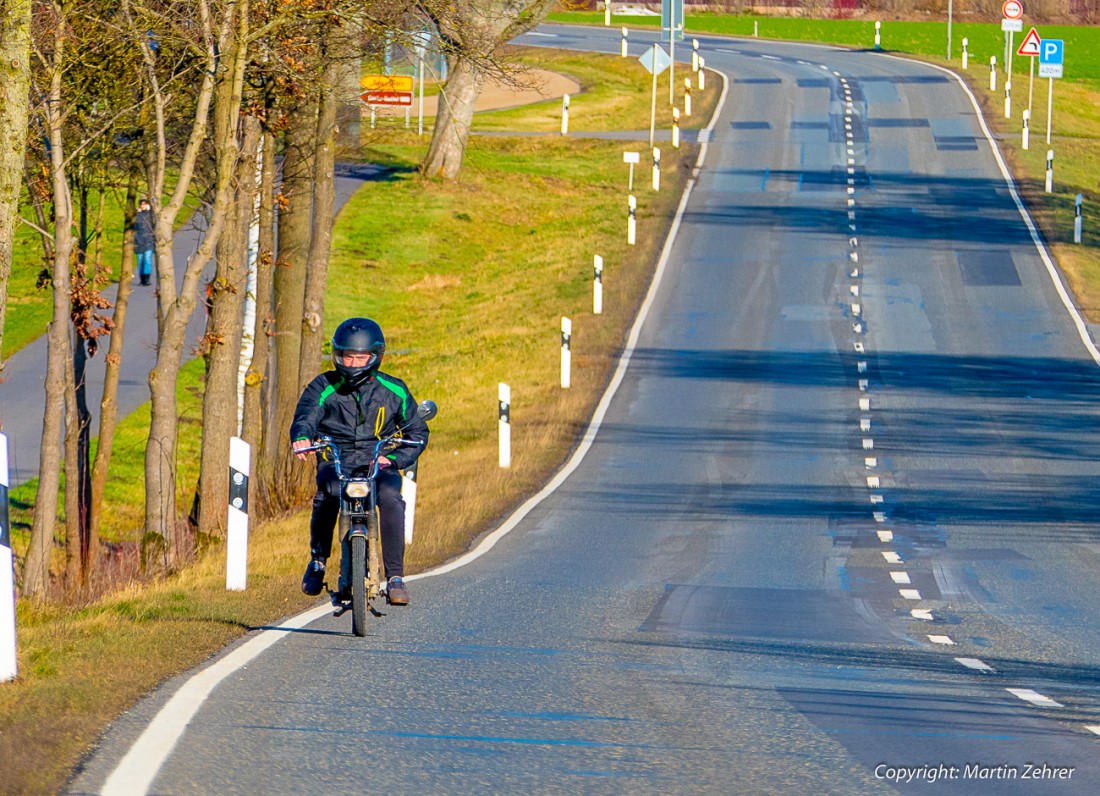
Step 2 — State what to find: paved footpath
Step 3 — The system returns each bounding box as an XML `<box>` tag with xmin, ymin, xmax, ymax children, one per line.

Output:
<box><xmin>0</xmin><ymin>163</ymin><xmax>379</xmax><ymax>488</ymax></box>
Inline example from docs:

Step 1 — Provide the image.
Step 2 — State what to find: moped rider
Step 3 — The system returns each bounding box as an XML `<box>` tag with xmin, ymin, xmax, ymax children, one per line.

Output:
<box><xmin>291</xmin><ymin>317</ymin><xmax>429</xmax><ymax>605</ymax></box>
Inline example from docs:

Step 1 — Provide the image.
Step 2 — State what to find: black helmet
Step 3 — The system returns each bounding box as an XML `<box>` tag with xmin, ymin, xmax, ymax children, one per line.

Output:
<box><xmin>331</xmin><ymin>317</ymin><xmax>385</xmax><ymax>388</ymax></box>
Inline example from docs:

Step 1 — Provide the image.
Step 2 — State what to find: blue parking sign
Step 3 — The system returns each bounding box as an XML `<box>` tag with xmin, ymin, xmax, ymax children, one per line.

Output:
<box><xmin>1039</xmin><ymin>39</ymin><xmax>1064</xmax><ymax>78</ymax></box>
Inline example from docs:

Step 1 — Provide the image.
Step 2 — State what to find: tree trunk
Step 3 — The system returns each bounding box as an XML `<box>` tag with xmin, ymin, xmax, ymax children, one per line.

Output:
<box><xmin>88</xmin><ymin>178</ymin><xmax>138</xmax><ymax>576</ymax></box>
<box><xmin>422</xmin><ymin>58</ymin><xmax>485</xmax><ymax>180</ymax></box>
<box><xmin>195</xmin><ymin>117</ymin><xmax>261</xmax><ymax>536</ymax></box>
<box><xmin>66</xmin><ymin>184</ymin><xmax>94</xmax><ymax>585</ymax></box>
<box><xmin>142</xmin><ymin>3</ymin><xmax>245</xmax><ymax>570</ymax></box>
<box><xmin>298</xmin><ymin>62</ymin><xmax>339</xmax><ymax>392</ymax></box>
<box><xmin>24</xmin><ymin>31</ymin><xmax>75</xmax><ymax>597</ymax></box>
<box><xmin>0</xmin><ymin>0</ymin><xmax>32</xmax><ymax>371</ymax></box>
<box><xmin>271</xmin><ymin>100</ymin><xmax>316</xmax><ymax>504</ymax></box>
<box><xmin>244</xmin><ymin>127</ymin><xmax>276</xmax><ymax>498</ymax></box>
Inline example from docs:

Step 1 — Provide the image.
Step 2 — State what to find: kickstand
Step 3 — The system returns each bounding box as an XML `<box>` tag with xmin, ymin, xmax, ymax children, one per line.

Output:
<box><xmin>370</xmin><ymin>604</ymin><xmax>385</xmax><ymax>617</ymax></box>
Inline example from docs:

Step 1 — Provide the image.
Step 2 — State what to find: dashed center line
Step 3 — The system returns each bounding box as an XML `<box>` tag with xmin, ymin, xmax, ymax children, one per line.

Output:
<box><xmin>1006</xmin><ymin>688</ymin><xmax>1063</xmax><ymax>708</ymax></box>
<box><xmin>956</xmin><ymin>657</ymin><xmax>994</xmax><ymax>672</ymax></box>
<box><xmin>889</xmin><ymin>571</ymin><xmax>911</xmax><ymax>584</ymax></box>
<box><xmin>899</xmin><ymin>589</ymin><xmax>922</xmax><ymax>601</ymax></box>
<box><xmin>928</xmin><ymin>634</ymin><xmax>955</xmax><ymax>646</ymax></box>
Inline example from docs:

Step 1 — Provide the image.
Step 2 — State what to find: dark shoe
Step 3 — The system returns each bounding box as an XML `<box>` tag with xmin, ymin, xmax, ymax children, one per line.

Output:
<box><xmin>386</xmin><ymin>577</ymin><xmax>410</xmax><ymax>606</ymax></box>
<box><xmin>140</xmin><ymin>275</ymin><xmax>151</xmax><ymax>286</ymax></box>
<box><xmin>301</xmin><ymin>558</ymin><xmax>326</xmax><ymax>596</ymax></box>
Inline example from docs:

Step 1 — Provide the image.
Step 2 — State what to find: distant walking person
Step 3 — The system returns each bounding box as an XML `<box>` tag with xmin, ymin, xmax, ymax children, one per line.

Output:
<box><xmin>134</xmin><ymin>198</ymin><xmax>155</xmax><ymax>286</ymax></box>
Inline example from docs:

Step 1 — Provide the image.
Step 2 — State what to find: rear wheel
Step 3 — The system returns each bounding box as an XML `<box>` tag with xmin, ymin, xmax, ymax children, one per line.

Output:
<box><xmin>350</xmin><ymin>533</ymin><xmax>368</xmax><ymax>637</ymax></box>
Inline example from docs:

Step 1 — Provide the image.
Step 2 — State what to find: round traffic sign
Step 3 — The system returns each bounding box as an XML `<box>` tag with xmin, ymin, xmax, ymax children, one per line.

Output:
<box><xmin>1003</xmin><ymin>0</ymin><xmax>1024</xmax><ymax>19</ymax></box>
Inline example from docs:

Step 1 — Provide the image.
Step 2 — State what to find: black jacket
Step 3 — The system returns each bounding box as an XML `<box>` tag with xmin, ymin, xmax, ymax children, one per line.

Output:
<box><xmin>134</xmin><ymin>209</ymin><xmax>155</xmax><ymax>252</ymax></box>
<box><xmin>290</xmin><ymin>370</ymin><xmax>429</xmax><ymax>471</ymax></box>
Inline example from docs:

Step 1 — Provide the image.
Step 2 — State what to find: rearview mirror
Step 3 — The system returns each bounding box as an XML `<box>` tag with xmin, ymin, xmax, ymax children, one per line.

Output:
<box><xmin>416</xmin><ymin>400</ymin><xmax>438</xmax><ymax>423</ymax></box>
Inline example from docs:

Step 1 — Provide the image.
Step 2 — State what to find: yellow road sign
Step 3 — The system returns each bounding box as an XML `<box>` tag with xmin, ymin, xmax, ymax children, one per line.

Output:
<box><xmin>360</xmin><ymin>74</ymin><xmax>413</xmax><ymax>92</ymax></box>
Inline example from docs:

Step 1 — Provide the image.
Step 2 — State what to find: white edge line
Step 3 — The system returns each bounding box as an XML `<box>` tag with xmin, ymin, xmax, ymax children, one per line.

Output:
<box><xmin>100</xmin><ymin>604</ymin><xmax>331</xmax><ymax>795</ymax></box>
<box><xmin>98</xmin><ymin>65</ymin><xmax>734</xmax><ymax>796</ymax></box>
<box><xmin>875</xmin><ymin>51</ymin><xmax>1100</xmax><ymax>366</ymax></box>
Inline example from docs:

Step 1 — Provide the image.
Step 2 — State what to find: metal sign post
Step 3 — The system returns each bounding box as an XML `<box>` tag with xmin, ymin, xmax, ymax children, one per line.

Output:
<box><xmin>1017</xmin><ymin>27</ymin><xmax>1041</xmax><ymax>116</ymax></box>
<box><xmin>1001</xmin><ymin>1</ymin><xmax>1024</xmax><ymax>80</ymax></box>
<box><xmin>623</xmin><ymin>151</ymin><xmax>640</xmax><ymax>191</ymax></box>
<box><xmin>1038</xmin><ymin>38</ymin><xmax>1064</xmax><ymax>144</ymax></box>
<box><xmin>640</xmin><ymin>44</ymin><xmax>672</xmax><ymax>147</ymax></box>
<box><xmin>661</xmin><ymin>0</ymin><xmax>684</xmax><ymax>105</ymax></box>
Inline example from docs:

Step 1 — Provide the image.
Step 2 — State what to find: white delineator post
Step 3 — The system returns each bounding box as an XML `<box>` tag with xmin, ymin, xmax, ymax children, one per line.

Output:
<box><xmin>498</xmin><ymin>383</ymin><xmax>511</xmax><ymax>469</ymax></box>
<box><xmin>1004</xmin><ymin>80</ymin><xmax>1012</xmax><ymax>119</ymax></box>
<box><xmin>621</xmin><ymin>27</ymin><xmax>628</xmax><ymax>58</ymax></box>
<box><xmin>1</xmin><ymin>433</ymin><xmax>16</xmax><ymax>683</ymax></box>
<box><xmin>605</xmin><ymin>0</ymin><xmax>611</xmax><ymax>26</ymax></box>
<box><xmin>561</xmin><ymin>317</ymin><xmax>572</xmax><ymax>389</ymax></box>
<box><xmin>692</xmin><ymin>38</ymin><xmax>699</xmax><ymax>72</ymax></box>
<box><xmin>652</xmin><ymin>147</ymin><xmax>661</xmax><ymax>191</ymax></box>
<box><xmin>561</xmin><ymin>94</ymin><xmax>570</xmax><ymax>136</ymax></box>
<box><xmin>1045</xmin><ymin>149</ymin><xmax>1054</xmax><ymax>193</ymax></box>
<box><xmin>990</xmin><ymin>57</ymin><xmax>997</xmax><ymax>91</ymax></box>
<box><xmin>1075</xmin><ymin>194</ymin><xmax>1083</xmax><ymax>244</ymax></box>
<box><xmin>698</xmin><ymin>58</ymin><xmax>706</xmax><ymax>91</ymax></box>
<box><xmin>593</xmin><ymin>255</ymin><xmax>603</xmax><ymax>315</ymax></box>
<box><xmin>672</xmin><ymin>107</ymin><xmax>681</xmax><ymax>148</ymax></box>
<box><xmin>1022</xmin><ymin>109</ymin><xmax>1030</xmax><ymax>150</ymax></box>
<box><xmin>874</xmin><ymin>21</ymin><xmax>881</xmax><ymax>51</ymax></box>
<box><xmin>684</xmin><ymin>78</ymin><xmax>692</xmax><ymax>117</ymax></box>
<box><xmin>226</xmin><ymin>436</ymin><xmax>250</xmax><ymax>591</ymax></box>
<box><xmin>402</xmin><ymin>461</ymin><xmax>418</xmax><ymax>545</ymax></box>
<box><xmin>627</xmin><ymin>194</ymin><xmax>637</xmax><ymax>245</ymax></box>
<box><xmin>962</xmin><ymin>37</ymin><xmax>969</xmax><ymax>69</ymax></box>
<box><xmin>754</xmin><ymin>20</ymin><xmax>758</xmax><ymax>38</ymax></box>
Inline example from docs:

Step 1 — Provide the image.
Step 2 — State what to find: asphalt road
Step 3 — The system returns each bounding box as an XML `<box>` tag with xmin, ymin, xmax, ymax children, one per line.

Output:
<box><xmin>69</xmin><ymin>25</ymin><xmax>1100</xmax><ymax>794</ymax></box>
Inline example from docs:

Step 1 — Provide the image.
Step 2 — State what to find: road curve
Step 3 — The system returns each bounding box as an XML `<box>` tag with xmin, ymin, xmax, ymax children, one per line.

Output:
<box><xmin>69</xmin><ymin>25</ymin><xmax>1100</xmax><ymax>795</ymax></box>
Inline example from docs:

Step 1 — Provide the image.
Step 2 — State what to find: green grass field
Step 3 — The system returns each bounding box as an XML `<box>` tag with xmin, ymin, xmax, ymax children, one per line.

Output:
<box><xmin>3</xmin><ymin>190</ymin><xmax>129</xmax><ymax>361</ymax></box>
<box><xmin>547</xmin><ymin>12</ymin><xmax>1100</xmax><ymax>84</ymax></box>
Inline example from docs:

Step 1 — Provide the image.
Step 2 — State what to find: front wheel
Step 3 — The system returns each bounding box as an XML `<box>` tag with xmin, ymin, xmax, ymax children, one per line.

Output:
<box><xmin>350</xmin><ymin>533</ymin><xmax>368</xmax><ymax>637</ymax></box>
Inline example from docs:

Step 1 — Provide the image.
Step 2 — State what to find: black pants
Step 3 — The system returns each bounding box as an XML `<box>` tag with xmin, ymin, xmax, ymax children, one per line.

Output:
<box><xmin>310</xmin><ymin>465</ymin><xmax>406</xmax><ymax>579</ymax></box>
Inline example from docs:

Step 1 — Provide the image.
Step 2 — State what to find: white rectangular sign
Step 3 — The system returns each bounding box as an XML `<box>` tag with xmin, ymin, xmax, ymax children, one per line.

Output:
<box><xmin>1001</xmin><ymin>18</ymin><xmax>1023</xmax><ymax>32</ymax></box>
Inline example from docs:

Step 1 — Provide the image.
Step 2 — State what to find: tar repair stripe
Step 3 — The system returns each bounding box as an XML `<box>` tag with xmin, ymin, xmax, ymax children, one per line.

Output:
<box><xmin>98</xmin><ymin>62</ymin><xmax>733</xmax><ymax>796</ymax></box>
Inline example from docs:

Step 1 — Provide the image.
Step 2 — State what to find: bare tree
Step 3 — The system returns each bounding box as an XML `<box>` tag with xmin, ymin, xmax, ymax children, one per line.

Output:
<box><xmin>123</xmin><ymin>0</ymin><xmax>250</xmax><ymax>570</ymax></box>
<box><xmin>23</xmin><ymin>0</ymin><xmax>78</xmax><ymax>597</ymax></box>
<box><xmin>194</xmin><ymin>115</ymin><xmax>262</xmax><ymax>535</ymax></box>
<box><xmin>0</xmin><ymin>0</ymin><xmax>32</xmax><ymax>373</ymax></box>
<box><xmin>420</xmin><ymin>0</ymin><xmax>559</xmax><ymax>179</ymax></box>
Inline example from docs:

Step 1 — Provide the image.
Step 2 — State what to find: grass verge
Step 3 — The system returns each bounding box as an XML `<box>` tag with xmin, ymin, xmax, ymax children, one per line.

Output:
<box><xmin>1</xmin><ymin>47</ymin><xmax>718</xmax><ymax>796</ymax></box>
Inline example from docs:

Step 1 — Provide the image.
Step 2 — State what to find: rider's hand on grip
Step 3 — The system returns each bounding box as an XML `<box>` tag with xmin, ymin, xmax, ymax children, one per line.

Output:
<box><xmin>292</xmin><ymin>439</ymin><xmax>313</xmax><ymax>461</ymax></box>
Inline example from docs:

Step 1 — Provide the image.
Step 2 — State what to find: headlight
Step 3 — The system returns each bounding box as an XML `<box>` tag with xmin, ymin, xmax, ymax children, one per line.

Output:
<box><xmin>345</xmin><ymin>481</ymin><xmax>369</xmax><ymax>498</ymax></box>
